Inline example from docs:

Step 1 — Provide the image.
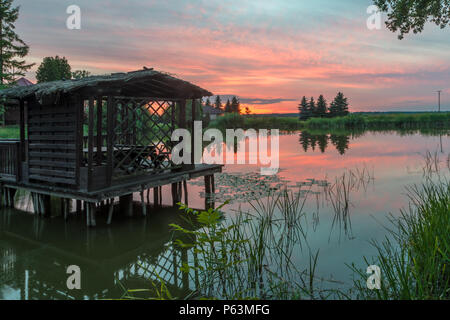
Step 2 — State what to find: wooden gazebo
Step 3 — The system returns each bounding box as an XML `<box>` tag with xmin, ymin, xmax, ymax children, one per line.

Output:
<box><xmin>0</xmin><ymin>68</ymin><xmax>221</xmax><ymax>224</ymax></box>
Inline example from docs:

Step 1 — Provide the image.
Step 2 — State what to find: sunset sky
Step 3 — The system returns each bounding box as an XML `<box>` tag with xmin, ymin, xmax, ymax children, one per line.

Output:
<box><xmin>14</xmin><ymin>0</ymin><xmax>450</xmax><ymax>113</ymax></box>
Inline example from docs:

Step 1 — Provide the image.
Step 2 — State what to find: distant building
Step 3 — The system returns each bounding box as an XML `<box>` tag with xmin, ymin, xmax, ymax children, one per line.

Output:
<box><xmin>203</xmin><ymin>105</ymin><xmax>224</xmax><ymax>120</ymax></box>
<box><xmin>4</xmin><ymin>77</ymin><xmax>34</xmax><ymax>125</ymax></box>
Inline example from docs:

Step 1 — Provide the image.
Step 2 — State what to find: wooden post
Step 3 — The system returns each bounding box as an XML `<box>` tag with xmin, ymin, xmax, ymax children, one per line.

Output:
<box><xmin>119</xmin><ymin>194</ymin><xmax>133</xmax><ymax>217</ymax></box>
<box><xmin>172</xmin><ymin>183</ymin><xmax>178</xmax><ymax>206</ymax></box>
<box><xmin>90</xmin><ymin>203</ymin><xmax>97</xmax><ymax>227</ymax></box>
<box><xmin>96</xmin><ymin>96</ymin><xmax>103</xmax><ymax>166</ymax></box>
<box><xmin>88</xmin><ymin>98</ymin><xmax>95</xmax><ymax>190</ymax></box>
<box><xmin>63</xmin><ymin>199</ymin><xmax>69</xmax><ymax>222</ymax></box>
<box><xmin>183</xmin><ymin>180</ymin><xmax>188</xmax><ymax>205</ymax></box>
<box><xmin>140</xmin><ymin>188</ymin><xmax>147</xmax><ymax>217</ymax></box>
<box><xmin>204</xmin><ymin>175</ymin><xmax>211</xmax><ymax>209</ymax></box>
<box><xmin>19</xmin><ymin>99</ymin><xmax>25</xmax><ymax>163</ymax></box>
<box><xmin>153</xmin><ymin>187</ymin><xmax>159</xmax><ymax>207</ymax></box>
<box><xmin>106</xmin><ymin>96</ymin><xmax>114</xmax><ymax>186</ymax></box>
<box><xmin>107</xmin><ymin>198</ymin><xmax>114</xmax><ymax>225</ymax></box>
<box><xmin>86</xmin><ymin>204</ymin><xmax>91</xmax><ymax>227</ymax></box>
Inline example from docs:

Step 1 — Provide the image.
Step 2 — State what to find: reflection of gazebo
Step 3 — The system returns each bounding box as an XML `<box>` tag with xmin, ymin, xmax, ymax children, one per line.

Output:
<box><xmin>0</xmin><ymin>207</ymin><xmax>199</xmax><ymax>300</ymax></box>
<box><xmin>0</xmin><ymin>68</ymin><xmax>221</xmax><ymax>223</ymax></box>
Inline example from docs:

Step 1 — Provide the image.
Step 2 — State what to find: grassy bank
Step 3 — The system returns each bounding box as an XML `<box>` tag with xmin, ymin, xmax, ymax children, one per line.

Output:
<box><xmin>208</xmin><ymin>112</ymin><xmax>450</xmax><ymax>132</ymax></box>
<box><xmin>350</xmin><ymin>179</ymin><xmax>449</xmax><ymax>300</ymax></box>
<box><xmin>304</xmin><ymin>112</ymin><xmax>450</xmax><ymax>131</ymax></box>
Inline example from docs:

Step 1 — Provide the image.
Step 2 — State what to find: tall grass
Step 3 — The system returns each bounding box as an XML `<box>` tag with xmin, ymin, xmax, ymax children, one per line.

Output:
<box><xmin>349</xmin><ymin>179</ymin><xmax>449</xmax><ymax>300</ymax></box>
<box><xmin>169</xmin><ymin>188</ymin><xmax>328</xmax><ymax>300</ymax></box>
<box><xmin>305</xmin><ymin>113</ymin><xmax>450</xmax><ymax>131</ymax></box>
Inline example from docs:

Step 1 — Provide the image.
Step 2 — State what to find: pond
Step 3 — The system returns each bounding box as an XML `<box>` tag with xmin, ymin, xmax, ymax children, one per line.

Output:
<box><xmin>1</xmin><ymin>129</ymin><xmax>449</xmax><ymax>299</ymax></box>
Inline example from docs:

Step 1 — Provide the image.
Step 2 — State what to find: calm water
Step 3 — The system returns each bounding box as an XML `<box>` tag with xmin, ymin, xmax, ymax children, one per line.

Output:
<box><xmin>1</xmin><ymin>130</ymin><xmax>449</xmax><ymax>299</ymax></box>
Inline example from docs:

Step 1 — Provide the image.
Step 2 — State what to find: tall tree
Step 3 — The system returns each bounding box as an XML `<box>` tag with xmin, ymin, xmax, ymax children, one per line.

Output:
<box><xmin>298</xmin><ymin>96</ymin><xmax>310</xmax><ymax>120</ymax></box>
<box><xmin>214</xmin><ymin>95</ymin><xmax>223</xmax><ymax>111</ymax></box>
<box><xmin>315</xmin><ymin>95</ymin><xmax>328</xmax><ymax>118</ymax></box>
<box><xmin>0</xmin><ymin>0</ymin><xmax>34</xmax><ymax>84</ymax></box>
<box><xmin>374</xmin><ymin>0</ymin><xmax>449</xmax><ymax>39</ymax></box>
<box><xmin>231</xmin><ymin>96</ymin><xmax>241</xmax><ymax>114</ymax></box>
<box><xmin>36</xmin><ymin>56</ymin><xmax>72</xmax><ymax>83</ymax></box>
<box><xmin>225</xmin><ymin>99</ymin><xmax>232</xmax><ymax>113</ymax></box>
<box><xmin>205</xmin><ymin>98</ymin><xmax>212</xmax><ymax>107</ymax></box>
<box><xmin>329</xmin><ymin>92</ymin><xmax>349</xmax><ymax>117</ymax></box>
<box><xmin>308</xmin><ymin>97</ymin><xmax>316</xmax><ymax>118</ymax></box>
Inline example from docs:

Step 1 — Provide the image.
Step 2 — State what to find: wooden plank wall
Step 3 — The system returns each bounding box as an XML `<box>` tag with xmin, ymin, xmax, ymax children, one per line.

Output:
<box><xmin>27</xmin><ymin>97</ymin><xmax>80</xmax><ymax>186</ymax></box>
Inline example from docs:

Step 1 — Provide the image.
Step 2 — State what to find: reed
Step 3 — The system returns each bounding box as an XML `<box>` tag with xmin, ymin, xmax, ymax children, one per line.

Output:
<box><xmin>349</xmin><ymin>179</ymin><xmax>449</xmax><ymax>300</ymax></box>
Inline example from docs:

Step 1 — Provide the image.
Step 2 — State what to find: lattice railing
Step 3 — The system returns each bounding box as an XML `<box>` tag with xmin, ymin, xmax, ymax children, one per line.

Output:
<box><xmin>111</xmin><ymin>98</ymin><xmax>179</xmax><ymax>179</ymax></box>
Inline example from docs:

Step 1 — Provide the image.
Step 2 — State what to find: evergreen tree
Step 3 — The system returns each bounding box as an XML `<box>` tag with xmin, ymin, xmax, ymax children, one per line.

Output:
<box><xmin>298</xmin><ymin>96</ymin><xmax>310</xmax><ymax>120</ymax></box>
<box><xmin>205</xmin><ymin>98</ymin><xmax>211</xmax><ymax>107</ymax></box>
<box><xmin>214</xmin><ymin>96</ymin><xmax>223</xmax><ymax>111</ymax></box>
<box><xmin>36</xmin><ymin>56</ymin><xmax>72</xmax><ymax>83</ymax></box>
<box><xmin>308</xmin><ymin>97</ymin><xmax>316</xmax><ymax>118</ymax></box>
<box><xmin>0</xmin><ymin>0</ymin><xmax>34</xmax><ymax>84</ymax></box>
<box><xmin>316</xmin><ymin>94</ymin><xmax>328</xmax><ymax>118</ymax></box>
<box><xmin>225</xmin><ymin>99</ymin><xmax>232</xmax><ymax>113</ymax></box>
<box><xmin>231</xmin><ymin>96</ymin><xmax>241</xmax><ymax>114</ymax></box>
<box><xmin>329</xmin><ymin>92</ymin><xmax>349</xmax><ymax>117</ymax></box>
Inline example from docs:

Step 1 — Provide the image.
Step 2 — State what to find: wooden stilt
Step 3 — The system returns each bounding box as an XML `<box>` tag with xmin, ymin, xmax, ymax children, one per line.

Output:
<box><xmin>64</xmin><ymin>199</ymin><xmax>69</xmax><ymax>222</ymax></box>
<box><xmin>119</xmin><ymin>194</ymin><xmax>133</xmax><ymax>217</ymax></box>
<box><xmin>204</xmin><ymin>175</ymin><xmax>211</xmax><ymax>209</ymax></box>
<box><xmin>86</xmin><ymin>204</ymin><xmax>91</xmax><ymax>227</ymax></box>
<box><xmin>183</xmin><ymin>180</ymin><xmax>188</xmax><ymax>205</ymax></box>
<box><xmin>76</xmin><ymin>200</ymin><xmax>82</xmax><ymax>215</ymax></box>
<box><xmin>171</xmin><ymin>183</ymin><xmax>179</xmax><ymax>206</ymax></box>
<box><xmin>90</xmin><ymin>203</ymin><xmax>97</xmax><ymax>227</ymax></box>
<box><xmin>107</xmin><ymin>199</ymin><xmax>114</xmax><ymax>225</ymax></box>
<box><xmin>140</xmin><ymin>188</ymin><xmax>147</xmax><ymax>217</ymax></box>
<box><xmin>153</xmin><ymin>187</ymin><xmax>159</xmax><ymax>207</ymax></box>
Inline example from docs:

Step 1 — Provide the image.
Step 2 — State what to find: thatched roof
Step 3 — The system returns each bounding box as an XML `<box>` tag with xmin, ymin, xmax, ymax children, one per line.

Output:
<box><xmin>0</xmin><ymin>68</ymin><xmax>212</xmax><ymax>105</ymax></box>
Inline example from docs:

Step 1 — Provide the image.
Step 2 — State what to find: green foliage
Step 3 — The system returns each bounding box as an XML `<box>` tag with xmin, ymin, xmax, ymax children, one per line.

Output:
<box><xmin>214</xmin><ymin>96</ymin><xmax>223</xmax><ymax>111</ymax></box>
<box><xmin>374</xmin><ymin>0</ymin><xmax>450</xmax><ymax>39</ymax></box>
<box><xmin>72</xmin><ymin>70</ymin><xmax>91</xmax><ymax>79</ymax></box>
<box><xmin>209</xmin><ymin>112</ymin><xmax>245</xmax><ymax>130</ymax></box>
<box><xmin>305</xmin><ymin>112</ymin><xmax>450</xmax><ymax>131</ymax></box>
<box><xmin>0</xmin><ymin>0</ymin><xmax>34</xmax><ymax>84</ymax></box>
<box><xmin>315</xmin><ymin>95</ymin><xmax>328</xmax><ymax>118</ymax></box>
<box><xmin>169</xmin><ymin>188</ymin><xmax>322</xmax><ymax>299</ymax></box>
<box><xmin>36</xmin><ymin>56</ymin><xmax>72</xmax><ymax>83</ymax></box>
<box><xmin>224</xmin><ymin>98</ymin><xmax>232</xmax><ymax>113</ymax></box>
<box><xmin>350</xmin><ymin>179</ymin><xmax>449</xmax><ymax>299</ymax></box>
<box><xmin>231</xmin><ymin>96</ymin><xmax>241</xmax><ymax>114</ymax></box>
<box><xmin>329</xmin><ymin>92</ymin><xmax>349</xmax><ymax>117</ymax></box>
<box><xmin>298</xmin><ymin>96</ymin><xmax>311</xmax><ymax>120</ymax></box>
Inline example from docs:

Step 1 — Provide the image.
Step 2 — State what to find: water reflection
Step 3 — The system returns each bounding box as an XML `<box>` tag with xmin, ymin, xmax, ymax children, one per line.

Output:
<box><xmin>299</xmin><ymin>131</ymin><xmax>352</xmax><ymax>155</ymax></box>
<box><xmin>0</xmin><ymin>206</ymin><xmax>199</xmax><ymax>300</ymax></box>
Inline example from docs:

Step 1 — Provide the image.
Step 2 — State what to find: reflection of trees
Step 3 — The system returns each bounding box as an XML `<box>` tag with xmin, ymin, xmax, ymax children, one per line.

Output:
<box><xmin>299</xmin><ymin>131</ymin><xmax>350</xmax><ymax>155</ymax></box>
<box><xmin>330</xmin><ymin>134</ymin><xmax>350</xmax><ymax>155</ymax></box>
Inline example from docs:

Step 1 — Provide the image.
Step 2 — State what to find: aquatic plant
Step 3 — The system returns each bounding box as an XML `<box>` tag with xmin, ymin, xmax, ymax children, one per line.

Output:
<box><xmin>349</xmin><ymin>179</ymin><xmax>449</xmax><ymax>300</ymax></box>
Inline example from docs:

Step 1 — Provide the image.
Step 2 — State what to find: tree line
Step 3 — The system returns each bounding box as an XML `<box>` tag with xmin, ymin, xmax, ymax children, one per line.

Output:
<box><xmin>298</xmin><ymin>92</ymin><xmax>349</xmax><ymax>120</ymax></box>
<box><xmin>204</xmin><ymin>96</ymin><xmax>251</xmax><ymax>115</ymax></box>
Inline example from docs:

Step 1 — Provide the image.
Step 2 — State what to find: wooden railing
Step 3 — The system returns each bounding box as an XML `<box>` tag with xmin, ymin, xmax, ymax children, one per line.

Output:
<box><xmin>0</xmin><ymin>140</ymin><xmax>21</xmax><ymax>182</ymax></box>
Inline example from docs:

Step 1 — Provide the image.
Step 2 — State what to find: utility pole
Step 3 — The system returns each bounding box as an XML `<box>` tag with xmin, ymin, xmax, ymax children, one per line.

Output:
<box><xmin>436</xmin><ymin>90</ymin><xmax>441</xmax><ymax>113</ymax></box>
